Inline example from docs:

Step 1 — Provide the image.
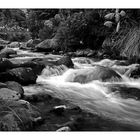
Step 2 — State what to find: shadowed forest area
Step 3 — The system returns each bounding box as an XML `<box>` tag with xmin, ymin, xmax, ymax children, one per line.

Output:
<box><xmin>1</xmin><ymin>9</ymin><xmax>140</xmax><ymax>61</ymax></box>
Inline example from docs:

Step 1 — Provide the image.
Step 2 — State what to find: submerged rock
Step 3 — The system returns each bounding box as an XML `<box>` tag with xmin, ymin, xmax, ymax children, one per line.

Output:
<box><xmin>65</xmin><ymin>65</ymin><xmax>121</xmax><ymax>83</ymax></box>
<box><xmin>108</xmin><ymin>84</ymin><xmax>140</xmax><ymax>100</ymax></box>
<box><xmin>0</xmin><ymin>67</ymin><xmax>37</xmax><ymax>85</ymax></box>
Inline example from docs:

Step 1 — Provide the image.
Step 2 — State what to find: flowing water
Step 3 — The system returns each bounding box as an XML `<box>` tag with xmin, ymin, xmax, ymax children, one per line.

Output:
<box><xmin>12</xmin><ymin>47</ymin><xmax>140</xmax><ymax>129</ymax></box>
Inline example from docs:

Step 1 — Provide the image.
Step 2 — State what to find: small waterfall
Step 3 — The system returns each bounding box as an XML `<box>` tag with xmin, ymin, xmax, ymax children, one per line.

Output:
<box><xmin>39</xmin><ymin>65</ymin><xmax>68</xmax><ymax>77</ymax></box>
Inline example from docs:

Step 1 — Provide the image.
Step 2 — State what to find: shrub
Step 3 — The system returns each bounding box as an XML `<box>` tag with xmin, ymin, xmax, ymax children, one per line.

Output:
<box><xmin>116</xmin><ymin>27</ymin><xmax>140</xmax><ymax>61</ymax></box>
<box><xmin>54</xmin><ymin>10</ymin><xmax>108</xmax><ymax>52</ymax></box>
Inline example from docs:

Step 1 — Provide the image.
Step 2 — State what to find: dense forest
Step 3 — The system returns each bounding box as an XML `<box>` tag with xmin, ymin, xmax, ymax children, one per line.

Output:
<box><xmin>0</xmin><ymin>9</ymin><xmax>140</xmax><ymax>61</ymax></box>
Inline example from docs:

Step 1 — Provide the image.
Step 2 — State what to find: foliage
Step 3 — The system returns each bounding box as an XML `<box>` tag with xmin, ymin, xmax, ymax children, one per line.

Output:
<box><xmin>0</xmin><ymin>25</ymin><xmax>31</xmax><ymax>41</ymax></box>
<box><xmin>54</xmin><ymin>10</ymin><xmax>108</xmax><ymax>52</ymax></box>
<box><xmin>26</xmin><ymin>9</ymin><xmax>59</xmax><ymax>39</ymax></box>
<box><xmin>0</xmin><ymin>9</ymin><xmax>27</xmax><ymax>28</ymax></box>
<box><xmin>116</xmin><ymin>27</ymin><xmax>140</xmax><ymax>61</ymax></box>
<box><xmin>104</xmin><ymin>9</ymin><xmax>126</xmax><ymax>32</ymax></box>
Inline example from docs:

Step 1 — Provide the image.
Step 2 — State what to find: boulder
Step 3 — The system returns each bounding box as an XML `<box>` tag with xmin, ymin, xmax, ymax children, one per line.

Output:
<box><xmin>56</xmin><ymin>56</ymin><xmax>74</xmax><ymax>68</ymax></box>
<box><xmin>27</xmin><ymin>39</ymin><xmax>41</xmax><ymax>48</ymax></box>
<box><xmin>0</xmin><ymin>48</ymin><xmax>17</xmax><ymax>58</ymax></box>
<box><xmin>0</xmin><ymin>58</ymin><xmax>16</xmax><ymax>72</ymax></box>
<box><xmin>8</xmin><ymin>42</ymin><xmax>20</xmax><ymax>48</ymax></box>
<box><xmin>19</xmin><ymin>61</ymin><xmax>45</xmax><ymax>75</ymax></box>
<box><xmin>5</xmin><ymin>81</ymin><xmax>24</xmax><ymax>98</ymax></box>
<box><xmin>0</xmin><ymin>67</ymin><xmax>37</xmax><ymax>85</ymax></box>
<box><xmin>0</xmin><ymin>99</ymin><xmax>41</xmax><ymax>130</ymax></box>
<box><xmin>0</xmin><ymin>88</ymin><xmax>20</xmax><ymax>100</ymax></box>
<box><xmin>20</xmin><ymin>39</ymin><xmax>41</xmax><ymax>50</ymax></box>
<box><xmin>65</xmin><ymin>65</ymin><xmax>122</xmax><ymax>83</ymax></box>
<box><xmin>35</xmin><ymin>39</ymin><xmax>58</xmax><ymax>52</ymax></box>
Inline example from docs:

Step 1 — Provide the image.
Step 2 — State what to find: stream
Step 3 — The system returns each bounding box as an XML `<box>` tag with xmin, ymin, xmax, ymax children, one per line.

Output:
<box><xmin>11</xmin><ymin>47</ymin><xmax>140</xmax><ymax>129</ymax></box>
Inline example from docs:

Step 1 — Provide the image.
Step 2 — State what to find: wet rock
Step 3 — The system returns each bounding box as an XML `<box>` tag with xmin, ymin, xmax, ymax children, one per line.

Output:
<box><xmin>0</xmin><ymin>99</ymin><xmax>41</xmax><ymax>131</ymax></box>
<box><xmin>127</xmin><ymin>65</ymin><xmax>140</xmax><ymax>78</ymax></box>
<box><xmin>56</xmin><ymin>56</ymin><xmax>74</xmax><ymax>68</ymax></box>
<box><xmin>74</xmin><ymin>50</ymin><xmax>84</xmax><ymax>57</ymax></box>
<box><xmin>56</xmin><ymin>126</ymin><xmax>71</xmax><ymax>131</ymax></box>
<box><xmin>0</xmin><ymin>88</ymin><xmax>20</xmax><ymax>100</ymax></box>
<box><xmin>31</xmin><ymin>58</ymin><xmax>57</xmax><ymax>67</ymax></box>
<box><xmin>5</xmin><ymin>81</ymin><xmax>24</xmax><ymax>98</ymax></box>
<box><xmin>109</xmin><ymin>84</ymin><xmax>140</xmax><ymax>100</ymax></box>
<box><xmin>8</xmin><ymin>42</ymin><xmax>20</xmax><ymax>48</ymax></box>
<box><xmin>0</xmin><ymin>58</ymin><xmax>16</xmax><ymax>72</ymax></box>
<box><xmin>24</xmin><ymin>93</ymin><xmax>52</xmax><ymax>102</ymax></box>
<box><xmin>35</xmin><ymin>39</ymin><xmax>58</xmax><ymax>52</ymax></box>
<box><xmin>0</xmin><ymin>48</ymin><xmax>17</xmax><ymax>58</ymax></box>
<box><xmin>0</xmin><ymin>67</ymin><xmax>37</xmax><ymax>85</ymax></box>
<box><xmin>0</xmin><ymin>45</ymin><xmax>5</xmax><ymax>51</ymax></box>
<box><xmin>19</xmin><ymin>61</ymin><xmax>45</xmax><ymax>75</ymax></box>
<box><xmin>50</xmin><ymin>105</ymin><xmax>67</xmax><ymax>116</ymax></box>
<box><xmin>66</xmin><ymin>65</ymin><xmax>121</xmax><ymax>83</ymax></box>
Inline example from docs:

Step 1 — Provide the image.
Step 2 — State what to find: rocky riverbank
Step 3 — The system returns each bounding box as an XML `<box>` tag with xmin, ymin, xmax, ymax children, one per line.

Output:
<box><xmin>1</xmin><ymin>39</ymin><xmax>140</xmax><ymax>131</ymax></box>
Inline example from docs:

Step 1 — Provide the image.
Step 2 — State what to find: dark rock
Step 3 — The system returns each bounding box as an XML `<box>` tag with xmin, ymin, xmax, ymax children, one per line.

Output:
<box><xmin>0</xmin><ymin>99</ymin><xmax>41</xmax><ymax>131</ymax></box>
<box><xmin>31</xmin><ymin>58</ymin><xmax>57</xmax><ymax>67</ymax></box>
<box><xmin>56</xmin><ymin>56</ymin><xmax>74</xmax><ymax>68</ymax></box>
<box><xmin>19</xmin><ymin>61</ymin><xmax>45</xmax><ymax>75</ymax></box>
<box><xmin>0</xmin><ymin>67</ymin><xmax>37</xmax><ymax>85</ymax></box>
<box><xmin>35</xmin><ymin>39</ymin><xmax>58</xmax><ymax>52</ymax></box>
<box><xmin>50</xmin><ymin>105</ymin><xmax>67</xmax><ymax>116</ymax></box>
<box><xmin>23</xmin><ymin>93</ymin><xmax>52</xmax><ymax>102</ymax></box>
<box><xmin>66</xmin><ymin>65</ymin><xmax>122</xmax><ymax>83</ymax></box>
<box><xmin>108</xmin><ymin>84</ymin><xmax>140</xmax><ymax>100</ymax></box>
<box><xmin>5</xmin><ymin>81</ymin><xmax>24</xmax><ymax>98</ymax></box>
<box><xmin>0</xmin><ymin>58</ymin><xmax>16</xmax><ymax>72</ymax></box>
<box><xmin>128</xmin><ymin>65</ymin><xmax>140</xmax><ymax>78</ymax></box>
<box><xmin>0</xmin><ymin>45</ymin><xmax>5</xmax><ymax>51</ymax></box>
<box><xmin>0</xmin><ymin>48</ymin><xmax>17</xmax><ymax>58</ymax></box>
